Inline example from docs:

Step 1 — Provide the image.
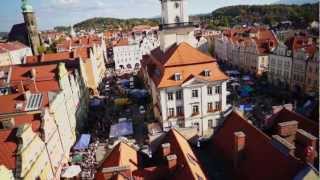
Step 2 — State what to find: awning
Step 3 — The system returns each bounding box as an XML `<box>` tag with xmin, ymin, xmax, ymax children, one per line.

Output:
<box><xmin>73</xmin><ymin>134</ymin><xmax>91</xmax><ymax>150</ymax></box>
<box><xmin>109</xmin><ymin>122</ymin><xmax>133</xmax><ymax>138</ymax></box>
<box><xmin>61</xmin><ymin>165</ymin><xmax>81</xmax><ymax>178</ymax></box>
<box><xmin>71</xmin><ymin>154</ymin><xmax>83</xmax><ymax>163</ymax></box>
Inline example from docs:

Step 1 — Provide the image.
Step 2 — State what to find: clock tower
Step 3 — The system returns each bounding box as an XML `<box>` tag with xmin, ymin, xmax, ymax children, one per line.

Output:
<box><xmin>159</xmin><ymin>0</ymin><xmax>197</xmax><ymax>52</ymax></box>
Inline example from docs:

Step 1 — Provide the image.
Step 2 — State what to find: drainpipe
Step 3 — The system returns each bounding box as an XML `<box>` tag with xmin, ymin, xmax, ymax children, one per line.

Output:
<box><xmin>200</xmin><ymin>86</ymin><xmax>204</xmax><ymax>137</ymax></box>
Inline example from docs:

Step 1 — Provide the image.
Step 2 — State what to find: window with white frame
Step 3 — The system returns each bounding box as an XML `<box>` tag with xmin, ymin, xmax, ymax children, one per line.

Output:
<box><xmin>215</xmin><ymin>86</ymin><xmax>221</xmax><ymax>94</ymax></box>
<box><xmin>168</xmin><ymin>108</ymin><xmax>175</xmax><ymax>117</ymax></box>
<box><xmin>167</xmin><ymin>92</ymin><xmax>173</xmax><ymax>100</ymax></box>
<box><xmin>207</xmin><ymin>87</ymin><xmax>212</xmax><ymax>95</ymax></box>
<box><xmin>192</xmin><ymin>89</ymin><xmax>198</xmax><ymax>98</ymax></box>
<box><xmin>176</xmin><ymin>90</ymin><xmax>183</xmax><ymax>100</ymax></box>
<box><xmin>192</xmin><ymin>105</ymin><xmax>199</xmax><ymax>115</ymax></box>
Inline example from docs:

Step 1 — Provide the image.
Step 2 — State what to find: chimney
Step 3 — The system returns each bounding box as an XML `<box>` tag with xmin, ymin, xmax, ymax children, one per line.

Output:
<box><xmin>272</xmin><ymin>135</ymin><xmax>296</xmax><ymax>156</ymax></box>
<box><xmin>277</xmin><ymin>121</ymin><xmax>298</xmax><ymax>143</ymax></box>
<box><xmin>40</xmin><ymin>53</ymin><xmax>45</xmax><ymax>62</ymax></box>
<box><xmin>234</xmin><ymin>131</ymin><xmax>245</xmax><ymax>168</ymax></box>
<box><xmin>31</xmin><ymin>68</ymin><xmax>36</xmax><ymax>80</ymax></box>
<box><xmin>162</xmin><ymin>143</ymin><xmax>171</xmax><ymax>157</ymax></box>
<box><xmin>71</xmin><ymin>49</ymin><xmax>77</xmax><ymax>58</ymax></box>
<box><xmin>295</xmin><ymin>129</ymin><xmax>317</xmax><ymax>164</ymax></box>
<box><xmin>166</xmin><ymin>154</ymin><xmax>177</xmax><ymax>171</ymax></box>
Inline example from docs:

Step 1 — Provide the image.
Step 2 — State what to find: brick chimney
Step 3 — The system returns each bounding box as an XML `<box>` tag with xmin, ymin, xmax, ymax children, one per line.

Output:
<box><xmin>166</xmin><ymin>154</ymin><xmax>177</xmax><ymax>171</ymax></box>
<box><xmin>272</xmin><ymin>135</ymin><xmax>296</xmax><ymax>156</ymax></box>
<box><xmin>162</xmin><ymin>143</ymin><xmax>171</xmax><ymax>157</ymax></box>
<box><xmin>71</xmin><ymin>49</ymin><xmax>77</xmax><ymax>58</ymax></box>
<box><xmin>40</xmin><ymin>53</ymin><xmax>45</xmax><ymax>62</ymax></box>
<box><xmin>234</xmin><ymin>131</ymin><xmax>246</xmax><ymax>168</ymax></box>
<box><xmin>31</xmin><ymin>68</ymin><xmax>36</xmax><ymax>80</ymax></box>
<box><xmin>277</xmin><ymin>121</ymin><xmax>298</xmax><ymax>144</ymax></box>
<box><xmin>295</xmin><ymin>129</ymin><xmax>317</xmax><ymax>164</ymax></box>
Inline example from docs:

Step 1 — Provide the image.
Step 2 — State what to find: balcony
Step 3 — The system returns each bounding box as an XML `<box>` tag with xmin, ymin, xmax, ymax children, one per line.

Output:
<box><xmin>159</xmin><ymin>22</ymin><xmax>195</xmax><ymax>31</ymax></box>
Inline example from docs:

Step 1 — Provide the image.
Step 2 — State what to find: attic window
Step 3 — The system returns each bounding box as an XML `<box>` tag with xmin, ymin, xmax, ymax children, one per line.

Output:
<box><xmin>0</xmin><ymin>118</ymin><xmax>15</xmax><ymax>129</ymax></box>
<box><xmin>204</xmin><ymin>69</ymin><xmax>211</xmax><ymax>77</ymax></box>
<box><xmin>174</xmin><ymin>73</ymin><xmax>181</xmax><ymax>81</ymax></box>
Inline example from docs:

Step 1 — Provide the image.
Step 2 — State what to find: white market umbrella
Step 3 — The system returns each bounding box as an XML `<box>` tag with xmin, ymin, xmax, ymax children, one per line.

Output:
<box><xmin>61</xmin><ymin>165</ymin><xmax>81</xmax><ymax>178</ymax></box>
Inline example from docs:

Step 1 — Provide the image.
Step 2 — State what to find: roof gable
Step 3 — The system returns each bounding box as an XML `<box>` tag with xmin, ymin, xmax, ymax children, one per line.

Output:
<box><xmin>162</xmin><ymin>43</ymin><xmax>214</xmax><ymax>67</ymax></box>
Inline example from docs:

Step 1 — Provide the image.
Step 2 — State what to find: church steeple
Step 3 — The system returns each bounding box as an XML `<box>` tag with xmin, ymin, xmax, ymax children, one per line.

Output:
<box><xmin>21</xmin><ymin>0</ymin><xmax>41</xmax><ymax>55</ymax></box>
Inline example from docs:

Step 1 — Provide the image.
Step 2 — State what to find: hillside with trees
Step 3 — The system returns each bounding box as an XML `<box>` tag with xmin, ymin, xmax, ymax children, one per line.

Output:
<box><xmin>73</xmin><ymin>17</ymin><xmax>159</xmax><ymax>32</ymax></box>
<box><xmin>207</xmin><ymin>3</ymin><xmax>319</xmax><ymax>29</ymax></box>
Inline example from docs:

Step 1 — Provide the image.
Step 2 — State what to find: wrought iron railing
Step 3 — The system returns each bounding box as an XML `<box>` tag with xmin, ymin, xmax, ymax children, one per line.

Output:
<box><xmin>159</xmin><ymin>22</ymin><xmax>195</xmax><ymax>30</ymax></box>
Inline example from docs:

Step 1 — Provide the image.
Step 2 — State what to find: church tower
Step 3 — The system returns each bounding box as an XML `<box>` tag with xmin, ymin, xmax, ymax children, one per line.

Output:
<box><xmin>21</xmin><ymin>0</ymin><xmax>41</xmax><ymax>55</ymax></box>
<box><xmin>159</xmin><ymin>0</ymin><xmax>197</xmax><ymax>52</ymax></box>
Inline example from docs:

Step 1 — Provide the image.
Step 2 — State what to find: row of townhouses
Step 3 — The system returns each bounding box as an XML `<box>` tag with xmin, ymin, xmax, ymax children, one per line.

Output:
<box><xmin>0</xmin><ymin>3</ymin><xmax>108</xmax><ymax>176</ymax></box>
<box><xmin>214</xmin><ymin>28</ymin><xmax>319</xmax><ymax>93</ymax></box>
<box><xmin>0</xmin><ymin>61</ymin><xmax>89</xmax><ymax>179</ymax></box>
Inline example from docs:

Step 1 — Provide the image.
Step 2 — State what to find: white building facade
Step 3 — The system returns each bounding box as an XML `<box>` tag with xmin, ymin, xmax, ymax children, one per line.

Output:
<box><xmin>268</xmin><ymin>43</ymin><xmax>292</xmax><ymax>88</ymax></box>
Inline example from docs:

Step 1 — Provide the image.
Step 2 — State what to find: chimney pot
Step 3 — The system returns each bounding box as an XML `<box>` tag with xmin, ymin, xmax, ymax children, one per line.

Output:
<box><xmin>162</xmin><ymin>143</ymin><xmax>171</xmax><ymax>157</ymax></box>
<box><xmin>234</xmin><ymin>131</ymin><xmax>246</xmax><ymax>168</ymax></box>
<box><xmin>166</xmin><ymin>154</ymin><xmax>177</xmax><ymax>170</ymax></box>
<box><xmin>277</xmin><ymin>121</ymin><xmax>298</xmax><ymax>143</ymax></box>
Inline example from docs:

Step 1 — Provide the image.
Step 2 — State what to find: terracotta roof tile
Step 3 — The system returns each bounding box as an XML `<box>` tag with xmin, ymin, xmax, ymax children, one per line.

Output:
<box><xmin>143</xmin><ymin>42</ymin><xmax>228</xmax><ymax>88</ymax></box>
<box><xmin>265</xmin><ymin>108</ymin><xmax>318</xmax><ymax>137</ymax></box>
<box><xmin>0</xmin><ymin>113</ymin><xmax>42</xmax><ymax>170</ymax></box>
<box><xmin>212</xmin><ymin>111</ymin><xmax>304</xmax><ymax>180</ymax></box>
<box><xmin>115</xmin><ymin>39</ymin><xmax>129</xmax><ymax>47</ymax></box>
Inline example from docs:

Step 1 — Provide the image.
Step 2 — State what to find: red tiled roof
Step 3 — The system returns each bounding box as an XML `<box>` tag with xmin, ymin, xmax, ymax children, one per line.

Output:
<box><xmin>266</xmin><ymin>108</ymin><xmax>318</xmax><ymax>137</ymax></box>
<box><xmin>115</xmin><ymin>39</ymin><xmax>129</xmax><ymax>47</ymax></box>
<box><xmin>96</xmin><ymin>129</ymin><xmax>207</xmax><ymax>180</ymax></box>
<box><xmin>212</xmin><ymin>111</ymin><xmax>303</xmax><ymax>180</ymax></box>
<box><xmin>0</xmin><ymin>113</ymin><xmax>42</xmax><ymax>170</ymax></box>
<box><xmin>286</xmin><ymin>36</ymin><xmax>317</xmax><ymax>56</ymax></box>
<box><xmin>142</xmin><ymin>43</ymin><xmax>228</xmax><ymax>88</ymax></box>
<box><xmin>56</xmin><ymin>36</ymin><xmax>101</xmax><ymax>51</ymax></box>
<box><xmin>0</xmin><ymin>41</ymin><xmax>29</xmax><ymax>53</ymax></box>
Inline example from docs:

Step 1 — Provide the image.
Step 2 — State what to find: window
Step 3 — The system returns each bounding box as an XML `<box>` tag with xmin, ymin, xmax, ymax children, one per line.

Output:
<box><xmin>192</xmin><ymin>105</ymin><xmax>199</xmax><ymax>115</ymax></box>
<box><xmin>204</xmin><ymin>69</ymin><xmax>210</xmax><ymax>77</ymax></box>
<box><xmin>215</xmin><ymin>86</ymin><xmax>221</xmax><ymax>94</ymax></box>
<box><xmin>176</xmin><ymin>90</ymin><xmax>183</xmax><ymax>100</ymax></box>
<box><xmin>177</xmin><ymin>106</ymin><xmax>183</xmax><ymax>116</ymax></box>
<box><xmin>215</xmin><ymin>101</ymin><xmax>221</xmax><ymax>111</ymax></box>
<box><xmin>207</xmin><ymin>87</ymin><xmax>212</xmax><ymax>95</ymax></box>
<box><xmin>208</xmin><ymin>102</ymin><xmax>213</xmax><ymax>112</ymax></box>
<box><xmin>168</xmin><ymin>108</ymin><xmax>175</xmax><ymax>117</ymax></box>
<box><xmin>167</xmin><ymin>92</ymin><xmax>173</xmax><ymax>100</ymax></box>
<box><xmin>192</xmin><ymin>90</ymin><xmax>198</xmax><ymax>98</ymax></box>
<box><xmin>174</xmin><ymin>73</ymin><xmax>181</xmax><ymax>81</ymax></box>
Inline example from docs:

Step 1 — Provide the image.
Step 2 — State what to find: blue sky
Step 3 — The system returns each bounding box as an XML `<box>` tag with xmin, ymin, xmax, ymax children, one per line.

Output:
<box><xmin>0</xmin><ymin>0</ymin><xmax>278</xmax><ymax>32</ymax></box>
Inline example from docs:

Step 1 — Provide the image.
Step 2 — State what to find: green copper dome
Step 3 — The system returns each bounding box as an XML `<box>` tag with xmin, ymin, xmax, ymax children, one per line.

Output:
<box><xmin>21</xmin><ymin>0</ymin><xmax>33</xmax><ymax>13</ymax></box>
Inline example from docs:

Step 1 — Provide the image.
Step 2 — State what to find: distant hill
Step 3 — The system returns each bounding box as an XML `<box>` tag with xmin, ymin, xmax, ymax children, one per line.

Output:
<box><xmin>73</xmin><ymin>17</ymin><xmax>160</xmax><ymax>32</ymax></box>
<box><xmin>275</xmin><ymin>0</ymin><xmax>318</xmax><ymax>5</ymax></box>
<box><xmin>208</xmin><ymin>3</ymin><xmax>319</xmax><ymax>28</ymax></box>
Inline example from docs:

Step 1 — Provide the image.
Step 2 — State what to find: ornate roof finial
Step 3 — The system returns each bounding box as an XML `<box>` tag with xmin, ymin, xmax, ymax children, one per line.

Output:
<box><xmin>21</xmin><ymin>0</ymin><xmax>33</xmax><ymax>13</ymax></box>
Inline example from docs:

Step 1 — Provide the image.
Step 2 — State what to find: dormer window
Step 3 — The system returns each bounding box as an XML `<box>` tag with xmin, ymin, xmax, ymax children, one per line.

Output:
<box><xmin>204</xmin><ymin>69</ymin><xmax>211</xmax><ymax>77</ymax></box>
<box><xmin>174</xmin><ymin>73</ymin><xmax>181</xmax><ymax>81</ymax></box>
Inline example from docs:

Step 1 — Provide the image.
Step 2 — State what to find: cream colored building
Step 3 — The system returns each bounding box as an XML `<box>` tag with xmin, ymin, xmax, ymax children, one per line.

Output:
<box><xmin>0</xmin><ymin>41</ymin><xmax>32</xmax><ymax>67</ymax></box>
<box><xmin>268</xmin><ymin>43</ymin><xmax>292</xmax><ymax>88</ymax></box>
<box><xmin>305</xmin><ymin>49</ymin><xmax>319</xmax><ymax>93</ymax></box>
<box><xmin>0</xmin><ymin>63</ymin><xmax>89</xmax><ymax>179</ymax></box>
